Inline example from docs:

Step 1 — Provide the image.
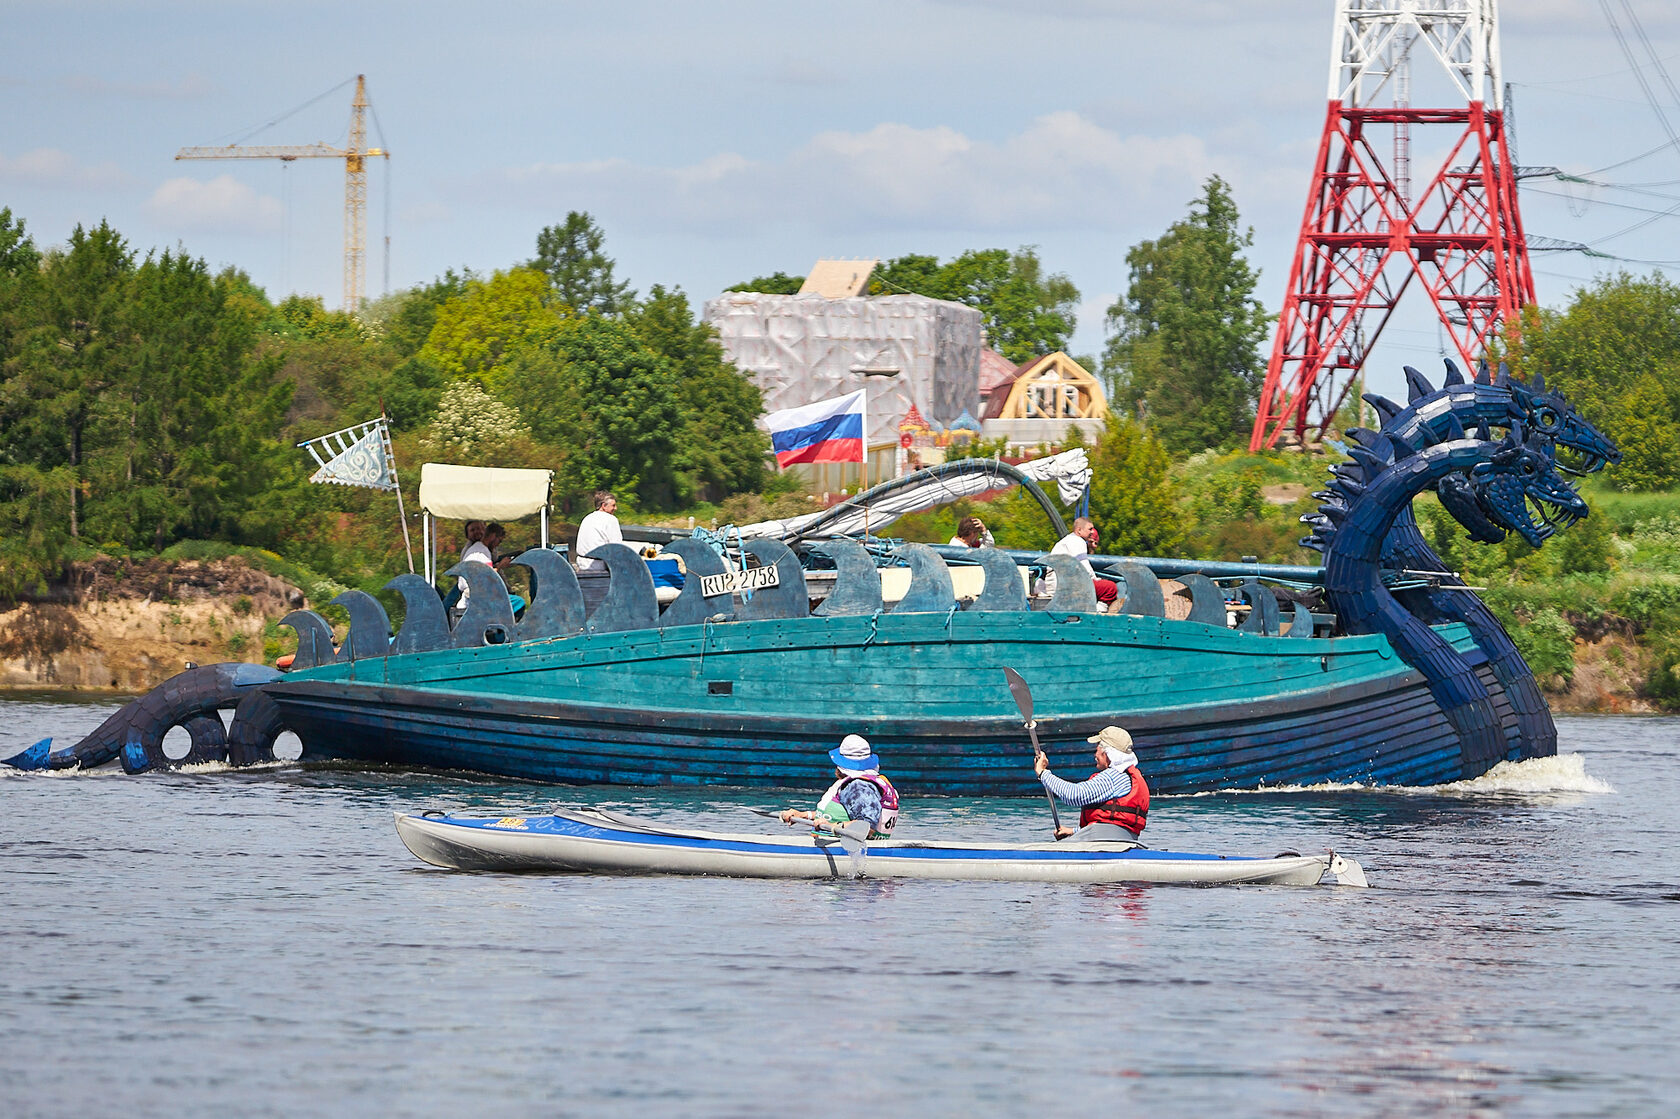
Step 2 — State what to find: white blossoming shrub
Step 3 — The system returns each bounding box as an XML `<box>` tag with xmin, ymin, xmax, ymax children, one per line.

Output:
<box><xmin>429</xmin><ymin>380</ymin><xmax>530</xmax><ymax>455</ymax></box>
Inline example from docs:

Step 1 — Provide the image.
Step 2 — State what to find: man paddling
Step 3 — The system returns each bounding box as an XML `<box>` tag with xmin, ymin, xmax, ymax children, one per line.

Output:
<box><xmin>1034</xmin><ymin>725</ymin><xmax>1149</xmax><ymax>842</ymax></box>
<box><xmin>780</xmin><ymin>734</ymin><xmax>900</xmax><ymax>839</ymax></box>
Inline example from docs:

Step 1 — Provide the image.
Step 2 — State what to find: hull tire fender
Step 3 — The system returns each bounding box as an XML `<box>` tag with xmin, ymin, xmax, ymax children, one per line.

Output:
<box><xmin>227</xmin><ymin>686</ymin><xmax>288</xmax><ymax>766</ymax></box>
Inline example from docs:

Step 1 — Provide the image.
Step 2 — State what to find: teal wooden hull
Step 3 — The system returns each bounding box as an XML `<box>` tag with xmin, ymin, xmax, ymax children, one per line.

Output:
<box><xmin>265</xmin><ymin>610</ymin><xmax>1485</xmax><ymax>795</ymax></box>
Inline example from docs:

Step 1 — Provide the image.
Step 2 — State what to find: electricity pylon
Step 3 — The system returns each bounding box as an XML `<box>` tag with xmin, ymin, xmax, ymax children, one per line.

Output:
<box><xmin>176</xmin><ymin>75</ymin><xmax>387</xmax><ymax>312</ymax></box>
<box><xmin>1250</xmin><ymin>1</ymin><xmax>1535</xmax><ymax>450</ymax></box>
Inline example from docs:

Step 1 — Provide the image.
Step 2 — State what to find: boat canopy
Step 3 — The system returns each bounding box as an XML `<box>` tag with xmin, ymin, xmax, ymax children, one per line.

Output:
<box><xmin>418</xmin><ymin>463</ymin><xmax>554</xmax><ymax>584</ymax></box>
<box><xmin>420</xmin><ymin>463</ymin><xmax>553</xmax><ymax>520</ymax></box>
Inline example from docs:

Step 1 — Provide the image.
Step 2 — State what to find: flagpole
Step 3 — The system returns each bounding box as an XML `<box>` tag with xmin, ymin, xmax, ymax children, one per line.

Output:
<box><xmin>861</xmin><ymin>390</ymin><xmax>869</xmax><ymax>539</ymax></box>
<box><xmin>382</xmin><ymin>414</ymin><xmax>415</xmax><ymax>573</ymax></box>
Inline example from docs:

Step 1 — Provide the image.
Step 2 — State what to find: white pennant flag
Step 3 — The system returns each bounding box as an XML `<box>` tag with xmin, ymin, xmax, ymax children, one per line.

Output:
<box><xmin>299</xmin><ymin>417</ymin><xmax>397</xmax><ymax>491</ymax></box>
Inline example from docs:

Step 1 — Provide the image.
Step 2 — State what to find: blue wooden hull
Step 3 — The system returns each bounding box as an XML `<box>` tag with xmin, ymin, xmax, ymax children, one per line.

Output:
<box><xmin>266</xmin><ymin>610</ymin><xmax>1487</xmax><ymax>796</ymax></box>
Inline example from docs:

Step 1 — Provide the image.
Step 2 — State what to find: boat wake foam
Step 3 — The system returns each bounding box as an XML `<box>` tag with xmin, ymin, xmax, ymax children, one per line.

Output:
<box><xmin>1200</xmin><ymin>753</ymin><xmax>1612</xmax><ymax>798</ymax></box>
<box><xmin>1436</xmin><ymin>752</ymin><xmax>1614</xmax><ymax>796</ymax></box>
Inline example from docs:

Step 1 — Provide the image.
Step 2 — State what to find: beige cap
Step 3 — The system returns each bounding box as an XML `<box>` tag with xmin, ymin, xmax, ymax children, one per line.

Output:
<box><xmin>1086</xmin><ymin>726</ymin><xmax>1133</xmax><ymax>751</ymax></box>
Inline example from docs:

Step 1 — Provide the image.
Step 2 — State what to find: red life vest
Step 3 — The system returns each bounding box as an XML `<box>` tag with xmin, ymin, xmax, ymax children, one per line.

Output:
<box><xmin>1079</xmin><ymin>765</ymin><xmax>1149</xmax><ymax>835</ymax></box>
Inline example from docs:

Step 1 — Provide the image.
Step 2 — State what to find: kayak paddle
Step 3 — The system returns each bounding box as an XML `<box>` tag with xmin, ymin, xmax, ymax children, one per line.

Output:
<box><xmin>1002</xmin><ymin>667</ymin><xmax>1064</xmax><ymax>837</ymax></box>
<box><xmin>753</xmin><ymin>807</ymin><xmax>870</xmax><ymax>856</ymax></box>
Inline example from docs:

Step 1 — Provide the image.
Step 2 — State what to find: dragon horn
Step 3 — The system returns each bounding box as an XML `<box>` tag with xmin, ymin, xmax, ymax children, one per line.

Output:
<box><xmin>1403</xmin><ymin>365</ymin><xmax>1434</xmax><ymax>403</ymax></box>
<box><xmin>1365</xmin><ymin>393</ymin><xmax>1402</xmax><ymax>423</ymax></box>
<box><xmin>1531</xmin><ymin>368</ymin><xmax>1546</xmax><ymax>393</ymax></box>
<box><xmin>1475</xmin><ymin>357</ymin><xmax>1491</xmax><ymax>384</ymax></box>
<box><xmin>1349</xmin><ymin>446</ymin><xmax>1386</xmax><ymax>476</ymax></box>
<box><xmin>1496</xmin><ymin>362</ymin><xmax>1511</xmax><ymax>387</ymax></box>
<box><xmin>1443</xmin><ymin>412</ymin><xmax>1466</xmax><ymax>440</ymax></box>
<box><xmin>1442</xmin><ymin>358</ymin><xmax>1465</xmax><ymax>386</ymax></box>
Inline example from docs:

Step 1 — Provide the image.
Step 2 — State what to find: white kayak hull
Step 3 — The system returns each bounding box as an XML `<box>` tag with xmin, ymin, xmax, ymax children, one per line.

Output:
<box><xmin>394</xmin><ymin>809</ymin><xmax>1366</xmax><ymax>886</ymax></box>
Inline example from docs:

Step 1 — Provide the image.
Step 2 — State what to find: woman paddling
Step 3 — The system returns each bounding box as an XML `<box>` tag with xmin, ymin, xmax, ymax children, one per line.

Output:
<box><xmin>780</xmin><ymin>734</ymin><xmax>900</xmax><ymax>839</ymax></box>
<box><xmin>1034</xmin><ymin>725</ymin><xmax>1149</xmax><ymax>842</ymax></box>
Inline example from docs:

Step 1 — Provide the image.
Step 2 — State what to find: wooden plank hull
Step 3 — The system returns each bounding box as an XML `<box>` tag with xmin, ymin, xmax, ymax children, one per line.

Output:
<box><xmin>268</xmin><ymin>611</ymin><xmax>1478</xmax><ymax>795</ymax></box>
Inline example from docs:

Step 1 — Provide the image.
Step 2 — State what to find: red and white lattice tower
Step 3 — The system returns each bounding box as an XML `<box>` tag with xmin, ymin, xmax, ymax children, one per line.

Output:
<box><xmin>1250</xmin><ymin>0</ymin><xmax>1535</xmax><ymax>450</ymax></box>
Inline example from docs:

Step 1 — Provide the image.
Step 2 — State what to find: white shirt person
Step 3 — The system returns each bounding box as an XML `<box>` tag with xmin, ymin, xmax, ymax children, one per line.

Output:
<box><xmin>574</xmin><ymin>490</ymin><xmax>623</xmax><ymax>572</ymax></box>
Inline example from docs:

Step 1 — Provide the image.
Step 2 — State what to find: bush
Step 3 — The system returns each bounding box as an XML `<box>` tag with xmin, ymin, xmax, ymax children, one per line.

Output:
<box><xmin>1610</xmin><ymin>578</ymin><xmax>1680</xmax><ymax>629</ymax></box>
<box><xmin>1555</xmin><ymin>511</ymin><xmax>1613</xmax><ymax>575</ymax></box>
<box><xmin>1510</xmin><ymin>607</ymin><xmax>1578</xmax><ymax>684</ymax></box>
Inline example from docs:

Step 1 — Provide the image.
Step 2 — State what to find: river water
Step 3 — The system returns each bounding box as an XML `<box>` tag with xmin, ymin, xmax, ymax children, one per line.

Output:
<box><xmin>2</xmin><ymin>697</ymin><xmax>1676</xmax><ymax>1117</ymax></box>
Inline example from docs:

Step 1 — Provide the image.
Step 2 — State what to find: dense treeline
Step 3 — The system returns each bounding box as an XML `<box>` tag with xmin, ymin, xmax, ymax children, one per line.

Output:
<box><xmin>0</xmin><ymin>208</ymin><xmax>770</xmax><ymax>597</ymax></box>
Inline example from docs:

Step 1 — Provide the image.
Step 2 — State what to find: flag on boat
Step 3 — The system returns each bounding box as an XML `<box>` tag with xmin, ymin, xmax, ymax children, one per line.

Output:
<box><xmin>765</xmin><ymin>390</ymin><xmax>867</xmax><ymax>468</ymax></box>
<box><xmin>298</xmin><ymin>417</ymin><xmax>398</xmax><ymax>491</ymax></box>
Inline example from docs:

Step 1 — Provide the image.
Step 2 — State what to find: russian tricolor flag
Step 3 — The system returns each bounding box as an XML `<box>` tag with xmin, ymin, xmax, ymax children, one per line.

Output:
<box><xmin>766</xmin><ymin>390</ymin><xmax>867</xmax><ymax>468</ymax></box>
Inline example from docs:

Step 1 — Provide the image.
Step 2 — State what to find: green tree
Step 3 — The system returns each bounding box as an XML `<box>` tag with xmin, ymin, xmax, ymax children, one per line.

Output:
<box><xmin>1504</xmin><ymin>272</ymin><xmax>1680</xmax><ymax>489</ymax></box>
<box><xmin>377</xmin><ymin>270</ymin><xmax>475</xmax><ymax>360</ymax></box>
<box><xmin>1086</xmin><ymin>415</ymin><xmax>1184</xmax><ymax>557</ymax></box>
<box><xmin>874</xmin><ymin>248</ymin><xmax>1079</xmax><ymax>362</ymax></box>
<box><xmin>1104</xmin><ymin>176</ymin><xmax>1269</xmax><ymax>456</ymax></box>
<box><xmin>532</xmin><ymin>211</ymin><xmax>634</xmax><ymax>315</ymax></box>
<box><xmin>419</xmin><ymin>268</ymin><xmax>562</xmax><ymax>382</ymax></box>
<box><xmin>0</xmin><ymin>208</ymin><xmax>44</xmax><ymax>467</ymax></box>
<box><xmin>0</xmin><ymin>464</ymin><xmax>74</xmax><ymax>597</ymax></box>
<box><xmin>1611</xmin><ymin>373</ymin><xmax>1680</xmax><ymax>490</ymax></box>
<box><xmin>86</xmin><ymin>249</ymin><xmax>290</xmax><ymax>551</ymax></box>
<box><xmin>15</xmin><ymin>221</ymin><xmax>137</xmax><ymax>537</ymax></box>
<box><xmin>495</xmin><ymin>316</ymin><xmax>685</xmax><ymax>510</ymax></box>
<box><xmin>727</xmin><ymin>271</ymin><xmax>805</xmax><ymax>295</ymax></box>
<box><xmin>626</xmin><ymin>284</ymin><xmax>768</xmax><ymax>498</ymax></box>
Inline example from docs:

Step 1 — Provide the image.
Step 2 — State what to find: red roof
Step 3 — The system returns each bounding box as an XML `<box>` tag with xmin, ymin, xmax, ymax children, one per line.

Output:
<box><xmin>978</xmin><ymin>348</ymin><xmax>1019</xmax><ymax>394</ymax></box>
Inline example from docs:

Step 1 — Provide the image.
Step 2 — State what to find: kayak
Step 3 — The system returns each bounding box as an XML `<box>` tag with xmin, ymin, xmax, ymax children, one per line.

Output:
<box><xmin>394</xmin><ymin>808</ymin><xmax>1369</xmax><ymax>887</ymax></box>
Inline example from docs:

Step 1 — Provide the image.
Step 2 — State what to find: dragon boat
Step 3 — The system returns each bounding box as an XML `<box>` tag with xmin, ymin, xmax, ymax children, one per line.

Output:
<box><xmin>6</xmin><ymin>362</ymin><xmax>1619</xmax><ymax>796</ymax></box>
<box><xmin>393</xmin><ymin>808</ymin><xmax>1370</xmax><ymax>886</ymax></box>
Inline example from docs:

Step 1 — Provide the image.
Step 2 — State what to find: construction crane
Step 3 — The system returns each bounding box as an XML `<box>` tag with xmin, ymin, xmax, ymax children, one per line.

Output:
<box><xmin>176</xmin><ymin>75</ymin><xmax>388</xmax><ymax>313</ymax></box>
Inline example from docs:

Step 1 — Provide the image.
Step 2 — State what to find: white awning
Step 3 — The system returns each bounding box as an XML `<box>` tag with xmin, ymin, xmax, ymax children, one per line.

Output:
<box><xmin>419</xmin><ymin>463</ymin><xmax>552</xmax><ymax>520</ymax></box>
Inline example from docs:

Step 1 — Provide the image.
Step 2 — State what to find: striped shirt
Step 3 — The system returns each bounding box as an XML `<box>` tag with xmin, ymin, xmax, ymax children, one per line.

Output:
<box><xmin>1039</xmin><ymin>765</ymin><xmax>1133</xmax><ymax>807</ymax></box>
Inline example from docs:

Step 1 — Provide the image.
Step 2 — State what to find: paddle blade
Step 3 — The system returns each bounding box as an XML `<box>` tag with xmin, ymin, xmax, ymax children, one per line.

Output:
<box><xmin>1329</xmin><ymin>853</ymin><xmax>1369</xmax><ymax>888</ymax></box>
<box><xmin>1002</xmin><ymin>667</ymin><xmax>1033</xmax><ymax>722</ymax></box>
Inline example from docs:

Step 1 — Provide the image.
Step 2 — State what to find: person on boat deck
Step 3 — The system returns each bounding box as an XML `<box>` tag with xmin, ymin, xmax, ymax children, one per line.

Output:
<box><xmin>780</xmin><ymin>734</ymin><xmax>900</xmax><ymax>839</ymax></box>
<box><xmin>948</xmin><ymin>515</ymin><xmax>993</xmax><ymax>549</ymax></box>
<box><xmin>455</xmin><ymin>520</ymin><xmax>517</xmax><ymax>617</ymax></box>
<box><xmin>574</xmin><ymin>490</ymin><xmax>622</xmax><ymax>572</ymax></box>
<box><xmin>1049</xmin><ymin>517</ymin><xmax>1119</xmax><ymax>610</ymax></box>
<box><xmin>1034</xmin><ymin>725</ymin><xmax>1149</xmax><ymax>842</ymax></box>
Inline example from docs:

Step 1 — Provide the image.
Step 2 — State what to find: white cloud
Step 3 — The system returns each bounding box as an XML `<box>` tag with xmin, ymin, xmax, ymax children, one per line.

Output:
<box><xmin>476</xmin><ymin>112</ymin><xmax>1214</xmax><ymax>236</ymax></box>
<box><xmin>0</xmin><ymin>147</ymin><xmax>130</xmax><ymax>189</ymax></box>
<box><xmin>144</xmin><ymin>175</ymin><xmax>282</xmax><ymax>234</ymax></box>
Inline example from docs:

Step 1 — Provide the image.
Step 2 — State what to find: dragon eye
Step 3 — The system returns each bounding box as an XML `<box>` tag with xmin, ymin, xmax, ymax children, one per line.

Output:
<box><xmin>1538</xmin><ymin>409</ymin><xmax>1558</xmax><ymax>428</ymax></box>
<box><xmin>1522</xmin><ymin>460</ymin><xmax>1537</xmax><ymax>475</ymax></box>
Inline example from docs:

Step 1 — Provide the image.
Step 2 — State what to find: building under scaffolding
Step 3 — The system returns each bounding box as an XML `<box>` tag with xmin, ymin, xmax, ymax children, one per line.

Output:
<box><xmin>702</xmin><ymin>288</ymin><xmax>982</xmax><ymax>491</ymax></box>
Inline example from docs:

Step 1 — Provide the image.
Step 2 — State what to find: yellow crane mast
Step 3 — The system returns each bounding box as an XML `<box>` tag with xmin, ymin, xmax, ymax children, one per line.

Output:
<box><xmin>176</xmin><ymin>75</ymin><xmax>387</xmax><ymax>312</ymax></box>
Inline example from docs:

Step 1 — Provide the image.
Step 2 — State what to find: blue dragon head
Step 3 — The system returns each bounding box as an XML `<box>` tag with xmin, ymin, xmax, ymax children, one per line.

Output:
<box><xmin>1375</xmin><ymin>358</ymin><xmax>1622</xmax><ymax>477</ymax></box>
<box><xmin>1491</xmin><ymin>362</ymin><xmax>1622</xmax><ymax>476</ymax></box>
<box><xmin>1437</xmin><ymin>424</ymin><xmax>1590</xmax><ymax>547</ymax></box>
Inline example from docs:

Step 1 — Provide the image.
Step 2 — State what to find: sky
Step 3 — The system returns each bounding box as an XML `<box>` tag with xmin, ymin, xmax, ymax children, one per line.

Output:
<box><xmin>6</xmin><ymin>1</ymin><xmax>1680</xmax><ymax>408</ymax></box>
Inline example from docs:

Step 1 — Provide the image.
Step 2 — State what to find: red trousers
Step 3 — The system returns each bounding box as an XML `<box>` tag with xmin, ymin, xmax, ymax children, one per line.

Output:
<box><xmin>1094</xmin><ymin>578</ymin><xmax>1119</xmax><ymax>605</ymax></box>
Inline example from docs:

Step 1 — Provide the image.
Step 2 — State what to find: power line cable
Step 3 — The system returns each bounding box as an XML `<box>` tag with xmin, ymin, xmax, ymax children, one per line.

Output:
<box><xmin>1620</xmin><ymin>0</ymin><xmax>1680</xmax><ymax>116</ymax></box>
<box><xmin>1588</xmin><ymin>0</ymin><xmax>1680</xmax><ymax>240</ymax></box>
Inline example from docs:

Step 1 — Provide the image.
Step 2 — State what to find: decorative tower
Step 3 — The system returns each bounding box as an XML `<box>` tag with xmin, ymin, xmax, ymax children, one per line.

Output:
<box><xmin>1250</xmin><ymin>0</ymin><xmax>1535</xmax><ymax>450</ymax></box>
